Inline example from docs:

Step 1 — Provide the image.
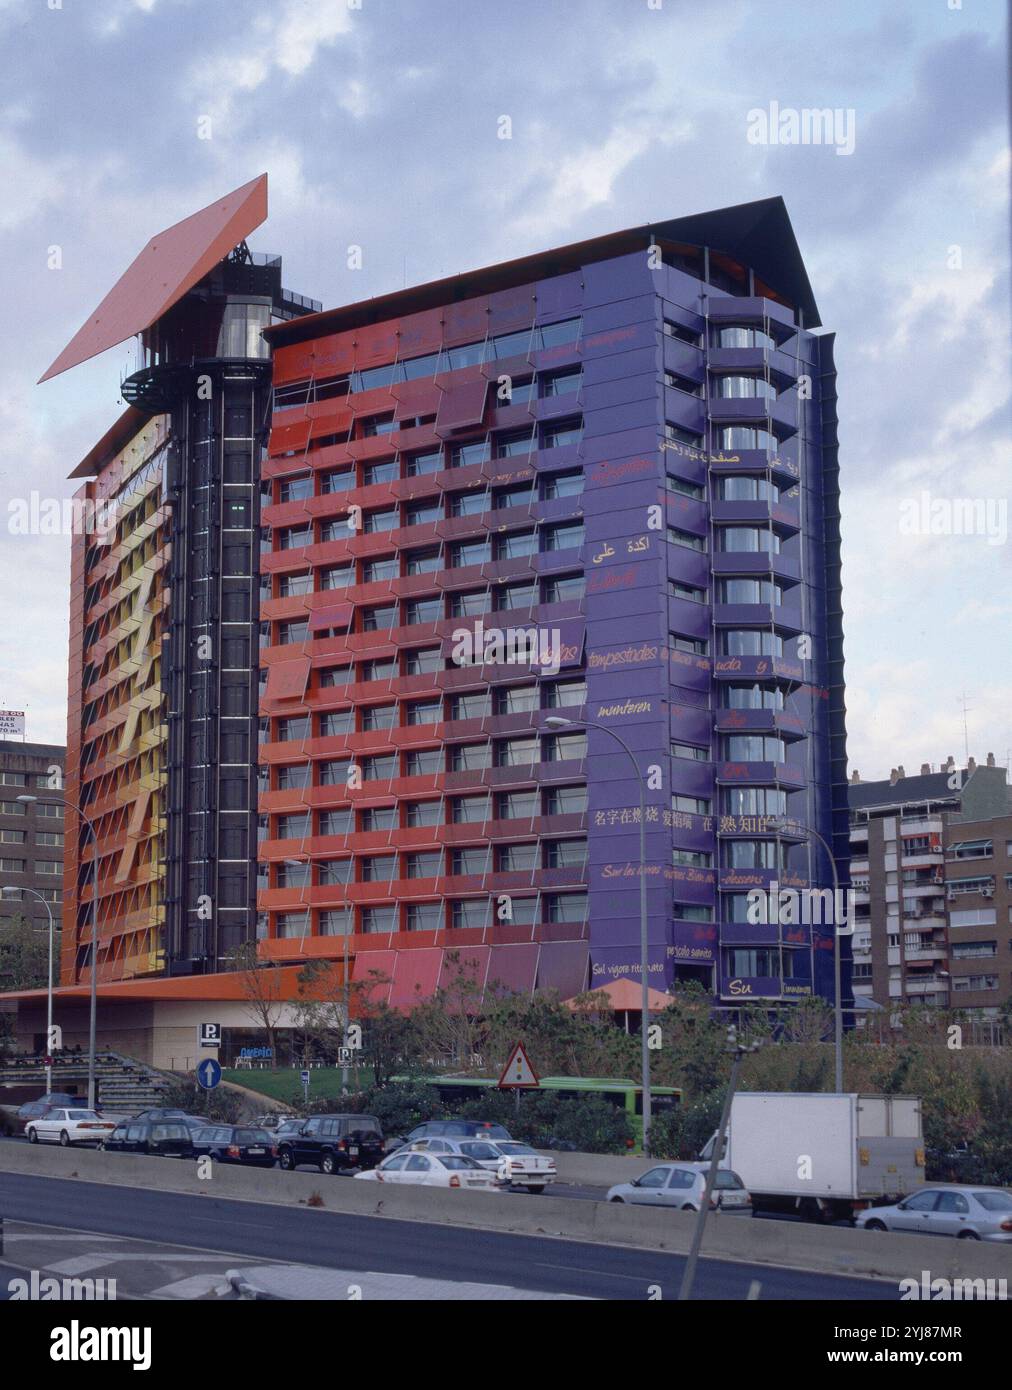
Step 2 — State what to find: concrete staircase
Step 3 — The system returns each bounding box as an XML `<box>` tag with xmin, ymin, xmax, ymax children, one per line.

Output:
<box><xmin>0</xmin><ymin>1051</ymin><xmax>174</xmax><ymax>1113</ymax></box>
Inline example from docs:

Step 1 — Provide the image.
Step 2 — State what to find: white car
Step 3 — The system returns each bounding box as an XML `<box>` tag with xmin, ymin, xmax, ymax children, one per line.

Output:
<box><xmin>353</xmin><ymin>1150</ymin><xmax>500</xmax><ymax>1190</ymax></box>
<box><xmin>408</xmin><ymin>1137</ymin><xmax>557</xmax><ymax>1192</ymax></box>
<box><xmin>607</xmin><ymin>1162</ymin><xmax>752</xmax><ymax>1213</ymax></box>
<box><xmin>25</xmin><ymin>1108</ymin><xmax>118</xmax><ymax>1147</ymax></box>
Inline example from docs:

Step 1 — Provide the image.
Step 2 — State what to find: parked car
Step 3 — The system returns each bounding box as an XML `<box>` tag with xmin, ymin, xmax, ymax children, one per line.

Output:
<box><xmin>387</xmin><ymin>1120</ymin><xmax>513</xmax><ymax>1152</ymax></box>
<box><xmin>277</xmin><ymin>1114</ymin><xmax>384</xmax><ymax>1174</ymax></box>
<box><xmin>253</xmin><ymin>1113</ymin><xmax>295</xmax><ymax>1133</ymax></box>
<box><xmin>354</xmin><ymin>1150</ymin><xmax>500</xmax><ymax>1190</ymax></box>
<box><xmin>856</xmin><ymin>1186</ymin><xmax>1012</xmax><ymax>1242</ymax></box>
<box><xmin>191</xmin><ymin>1124</ymin><xmax>278</xmax><ymax>1167</ymax></box>
<box><xmin>407</xmin><ymin>1137</ymin><xmax>557</xmax><ymax>1193</ymax></box>
<box><xmin>101</xmin><ymin>1120</ymin><xmax>194</xmax><ymax>1158</ymax></box>
<box><xmin>25</xmin><ymin>1108</ymin><xmax>117</xmax><ymax>1147</ymax></box>
<box><xmin>607</xmin><ymin>1162</ymin><xmax>752</xmax><ymax>1213</ymax></box>
<box><xmin>272</xmin><ymin>1118</ymin><xmax>304</xmax><ymax>1147</ymax></box>
<box><xmin>129</xmin><ymin>1108</ymin><xmax>209</xmax><ymax>1132</ymax></box>
<box><xmin>14</xmin><ymin>1095</ymin><xmax>80</xmax><ymax>1135</ymax></box>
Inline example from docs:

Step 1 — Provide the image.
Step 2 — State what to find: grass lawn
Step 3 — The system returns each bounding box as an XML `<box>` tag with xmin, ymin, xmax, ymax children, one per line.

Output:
<box><xmin>222</xmin><ymin>1067</ymin><xmax>373</xmax><ymax>1105</ymax></box>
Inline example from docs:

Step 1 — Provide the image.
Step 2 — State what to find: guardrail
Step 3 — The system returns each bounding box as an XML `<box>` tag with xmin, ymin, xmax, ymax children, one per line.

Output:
<box><xmin>1</xmin><ymin>1141</ymin><xmax>1008</xmax><ymax>1288</ymax></box>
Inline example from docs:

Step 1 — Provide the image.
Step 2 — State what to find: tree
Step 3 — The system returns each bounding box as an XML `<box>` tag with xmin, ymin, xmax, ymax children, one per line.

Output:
<box><xmin>224</xmin><ymin>940</ymin><xmax>285</xmax><ymax>1062</ymax></box>
<box><xmin>411</xmin><ymin>951</ymin><xmax>488</xmax><ymax>1068</ymax></box>
<box><xmin>292</xmin><ymin>959</ymin><xmax>347</xmax><ymax>1065</ymax></box>
<box><xmin>0</xmin><ymin>912</ymin><xmax>58</xmax><ymax>993</ymax></box>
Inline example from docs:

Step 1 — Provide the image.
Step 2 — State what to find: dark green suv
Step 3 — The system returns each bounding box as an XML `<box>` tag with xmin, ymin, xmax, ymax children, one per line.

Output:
<box><xmin>277</xmin><ymin>1114</ymin><xmax>384</xmax><ymax>1174</ymax></box>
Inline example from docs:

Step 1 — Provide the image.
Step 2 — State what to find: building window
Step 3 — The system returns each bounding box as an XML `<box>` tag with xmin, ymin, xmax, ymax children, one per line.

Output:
<box><xmin>545</xmin><ymin>892</ymin><xmax>587</xmax><ymax>923</ymax></box>
<box><xmin>406</xmin><ymin>852</ymin><xmax>442</xmax><ymax>879</ymax></box>
<box><xmin>717</xmin><ymin>476</ymin><xmax>779</xmax><ymax>502</ymax></box>
<box><xmin>717</xmin><ymin>527</ymin><xmax>781</xmax><ymax>554</ymax></box>
<box><xmin>407</xmin><ymin>903</ymin><xmax>442</xmax><ymax>932</ymax></box>
<box><xmin>541</xmin><ymin>420</ymin><xmax>582</xmax><ymax>449</ymax></box>
<box><xmin>362</xmin><ymin>705</ymin><xmax>397</xmax><ymax>732</ymax></box>
<box><xmin>279</xmin><ymin>571</ymin><xmax>312</xmax><ymax>597</ymax></box>
<box><xmin>319</xmin><ymin>709</ymin><xmax>354</xmax><ymax>736</ymax></box>
<box><xmin>452</xmin><ymin>796</ymin><xmax>492</xmax><ymax>824</ymax></box>
<box><xmin>542</xmin><ymin>521</ymin><xmax>584</xmax><ymax>553</ymax></box>
<box><xmin>450</xmin><ymin>692</ymin><xmax>491</xmax><ymax>720</ymax></box>
<box><xmin>406</xmin><ymin>498</ymin><xmax>442</xmax><ymax>527</ymax></box>
<box><xmin>720</xmin><ymin>630</ymin><xmax>783</xmax><ymax>657</ymax></box>
<box><xmin>713</xmin><ymin>375</ymin><xmax>777</xmax><ymax>401</ymax></box>
<box><xmin>495</xmin><ymin>582</ymin><xmax>537</xmax><ymax>610</ymax></box>
<box><xmin>449</xmin><ymin>490</ymin><xmax>489</xmax><ymax>517</ymax></box>
<box><xmin>405</xmin><ymin>647</ymin><xmax>442</xmax><ymax>675</ymax></box>
<box><xmin>717</xmin><ymin>578</ymin><xmax>784</xmax><ymax>605</ymax></box>
<box><xmin>362</xmin><ymin>855</ymin><xmax>397</xmax><ymax>883</ymax></box>
<box><xmin>361</xmin><ymin>605</ymin><xmax>398</xmax><ymax>635</ymax></box>
<box><xmin>278</xmin><ymin>716</ymin><xmax>311</xmax><ymax>741</ymax></box>
<box><xmin>319</xmin><ymin>809</ymin><xmax>354</xmax><ymax>835</ymax></box>
<box><xmin>496</xmin><ymin>737</ymin><xmax>539</xmax><ymax>768</ymax></box>
<box><xmin>545</xmin><ymin>839</ymin><xmax>587</xmax><ymax>869</ymax></box>
<box><xmin>452</xmin><ymin>743</ymin><xmax>491</xmax><ymax>771</ymax></box>
<box><xmin>672</xmin><ymin>742</ymin><xmax>709</xmax><ymax>762</ymax></box>
<box><xmin>450</xmin><ymin>441</ymin><xmax>490</xmax><ymax>469</ymax></box>
<box><xmin>498</xmin><ymin>843</ymin><xmax>538</xmax><ymax>872</ymax></box>
<box><xmin>406</xmin><ymin>699</ymin><xmax>442</xmax><ymax>726</ymax></box>
<box><xmin>498</xmin><ymin>790</ymin><xmax>538</xmax><ymax>820</ymax></box>
<box><xmin>724</xmin><ymin>735</ymin><xmax>786</xmax><ymax>762</ymax></box>
<box><xmin>406</xmin><ymin>748</ymin><xmax>442</xmax><ymax>776</ymax></box>
<box><xmin>668</xmin><ymin>526</ymin><xmax>706</xmax><ymax>552</ymax></box>
<box><xmin>451</xmin><ymin>848</ymin><xmax>489</xmax><ymax>876</ymax></box>
<box><xmin>361</xmin><ymin>906</ymin><xmax>397</xmax><ymax>933</ymax></box>
<box><xmin>406</xmin><ymin>799</ymin><xmax>441</xmax><ymax>826</ymax></box>
<box><xmin>276</xmin><ymin>764</ymin><xmax>310</xmax><ymax>790</ymax></box>
<box><xmin>406</xmin><ymin>450</ymin><xmax>443</xmax><ymax>476</ymax></box>
<box><xmin>403</xmin><ymin>598</ymin><xmax>441</xmax><ymax>628</ymax></box>
<box><xmin>450</xmin><ymin>899</ymin><xmax>490</xmax><ymax>929</ymax></box>
<box><xmin>672</xmin><ymin>795</ymin><xmax>711</xmax><ymax>815</ymax></box>
<box><xmin>319</xmin><ymin>908</ymin><xmax>353</xmax><ymax>937</ymax></box>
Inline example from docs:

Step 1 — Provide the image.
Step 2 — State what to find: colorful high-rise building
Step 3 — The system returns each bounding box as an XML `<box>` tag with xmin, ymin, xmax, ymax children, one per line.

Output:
<box><xmin>258</xmin><ymin>197</ymin><xmax>851</xmax><ymax>1013</ymax></box>
<box><xmin>19</xmin><ymin>184</ymin><xmax>848</xmax><ymax>1064</ymax></box>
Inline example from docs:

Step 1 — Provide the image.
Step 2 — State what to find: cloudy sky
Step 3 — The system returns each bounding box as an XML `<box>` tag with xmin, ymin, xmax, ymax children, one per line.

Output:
<box><xmin>0</xmin><ymin>0</ymin><xmax>1008</xmax><ymax>779</ymax></box>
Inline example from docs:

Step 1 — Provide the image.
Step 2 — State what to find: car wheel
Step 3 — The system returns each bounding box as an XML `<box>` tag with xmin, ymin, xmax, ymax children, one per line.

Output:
<box><xmin>59</xmin><ymin>1131</ymin><xmax>71</xmax><ymax>1147</ymax></box>
<box><xmin>528</xmin><ymin>1185</ymin><xmax>546</xmax><ymax>1195</ymax></box>
<box><xmin>279</xmin><ymin>1149</ymin><xmax>294</xmax><ymax>1171</ymax></box>
<box><xmin>864</xmin><ymin>1219</ymin><xmax>887</xmax><ymax>1232</ymax></box>
<box><xmin>320</xmin><ymin>1152</ymin><xmax>337</xmax><ymax>1176</ymax></box>
<box><xmin>609</xmin><ymin>1196</ymin><xmax>625</xmax><ymax>1203</ymax></box>
<box><xmin>681</xmin><ymin>1204</ymin><xmax>697</xmax><ymax>1212</ymax></box>
<box><xmin>957</xmin><ymin>1230</ymin><xmax>980</xmax><ymax>1240</ymax></box>
<box><xmin>27</xmin><ymin>1128</ymin><xmax>39</xmax><ymax>1143</ymax></box>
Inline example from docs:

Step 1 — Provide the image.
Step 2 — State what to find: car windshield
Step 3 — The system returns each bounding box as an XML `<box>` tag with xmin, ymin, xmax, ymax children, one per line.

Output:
<box><xmin>67</xmin><ymin>1110</ymin><xmax>100</xmax><ymax>1120</ymax></box>
<box><xmin>715</xmin><ymin>1171</ymin><xmax>745</xmax><ymax>1190</ymax></box>
<box><xmin>494</xmin><ymin>1142</ymin><xmax>538</xmax><ymax>1156</ymax></box>
<box><xmin>151</xmin><ymin>1125</ymin><xmax>188</xmax><ymax>1140</ymax></box>
<box><xmin>438</xmin><ymin>1156</ymin><xmax>483</xmax><ymax>1170</ymax></box>
<box><xmin>460</xmin><ymin>1143</ymin><xmax>500</xmax><ymax>1159</ymax></box>
<box><xmin>347</xmin><ymin>1118</ymin><xmax>382</xmax><ymax>1135</ymax></box>
<box><xmin>973</xmin><ymin>1192</ymin><xmax>1012</xmax><ymax>1211</ymax></box>
<box><xmin>235</xmin><ymin>1129</ymin><xmax>272</xmax><ymax>1144</ymax></box>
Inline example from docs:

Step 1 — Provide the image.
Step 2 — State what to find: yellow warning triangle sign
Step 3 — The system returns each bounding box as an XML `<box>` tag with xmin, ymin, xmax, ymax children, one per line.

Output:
<box><xmin>498</xmin><ymin>1041</ymin><xmax>540</xmax><ymax>1089</ymax></box>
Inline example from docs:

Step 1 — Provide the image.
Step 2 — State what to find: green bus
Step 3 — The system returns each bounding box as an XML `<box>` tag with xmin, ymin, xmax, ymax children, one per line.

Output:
<box><xmin>415</xmin><ymin>1075</ymin><xmax>681</xmax><ymax>1148</ymax></box>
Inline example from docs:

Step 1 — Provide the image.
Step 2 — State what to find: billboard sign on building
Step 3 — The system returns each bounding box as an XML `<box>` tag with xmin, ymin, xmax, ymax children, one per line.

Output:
<box><xmin>0</xmin><ymin>711</ymin><xmax>25</xmax><ymax>737</ymax></box>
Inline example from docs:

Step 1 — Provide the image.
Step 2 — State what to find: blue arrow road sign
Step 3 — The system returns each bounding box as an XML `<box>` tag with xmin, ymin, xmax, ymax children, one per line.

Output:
<box><xmin>197</xmin><ymin>1058</ymin><xmax>221</xmax><ymax>1090</ymax></box>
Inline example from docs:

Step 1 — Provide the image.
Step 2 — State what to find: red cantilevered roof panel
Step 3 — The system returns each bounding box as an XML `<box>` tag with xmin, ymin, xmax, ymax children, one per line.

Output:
<box><xmin>40</xmin><ymin>173</ymin><xmax>269</xmax><ymax>383</ymax></box>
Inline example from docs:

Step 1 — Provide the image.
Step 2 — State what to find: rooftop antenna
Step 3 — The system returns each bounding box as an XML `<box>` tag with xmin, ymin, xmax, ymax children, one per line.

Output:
<box><xmin>957</xmin><ymin>693</ymin><xmax>973</xmax><ymax>765</ymax></box>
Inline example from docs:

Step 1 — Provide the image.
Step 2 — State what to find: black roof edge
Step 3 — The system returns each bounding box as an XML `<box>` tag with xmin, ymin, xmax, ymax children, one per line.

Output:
<box><xmin>266</xmin><ymin>196</ymin><xmax>821</xmax><ymax>350</ymax></box>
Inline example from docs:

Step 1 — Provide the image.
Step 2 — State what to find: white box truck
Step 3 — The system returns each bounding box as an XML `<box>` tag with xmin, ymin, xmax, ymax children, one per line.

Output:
<box><xmin>699</xmin><ymin>1092</ymin><xmax>925</xmax><ymax>1223</ymax></box>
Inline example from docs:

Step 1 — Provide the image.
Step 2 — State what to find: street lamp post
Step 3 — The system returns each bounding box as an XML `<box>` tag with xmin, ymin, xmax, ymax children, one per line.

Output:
<box><xmin>1</xmin><ymin>885</ymin><xmax>55</xmax><ymax>1095</ymax></box>
<box><xmin>18</xmin><ymin>792</ymin><xmax>100</xmax><ymax>1109</ymax></box>
<box><xmin>545</xmin><ymin>715</ymin><xmax>653</xmax><ymax>1155</ymax></box>
<box><xmin>770</xmin><ymin>815</ymin><xmax>844</xmax><ymax>1092</ymax></box>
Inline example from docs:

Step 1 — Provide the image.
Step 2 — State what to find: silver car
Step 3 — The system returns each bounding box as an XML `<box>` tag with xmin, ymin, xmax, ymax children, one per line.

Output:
<box><xmin>607</xmin><ymin>1162</ymin><xmax>751</xmax><ymax>1213</ymax></box>
<box><xmin>856</xmin><ymin>1186</ymin><xmax>1012</xmax><ymax>1242</ymax></box>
